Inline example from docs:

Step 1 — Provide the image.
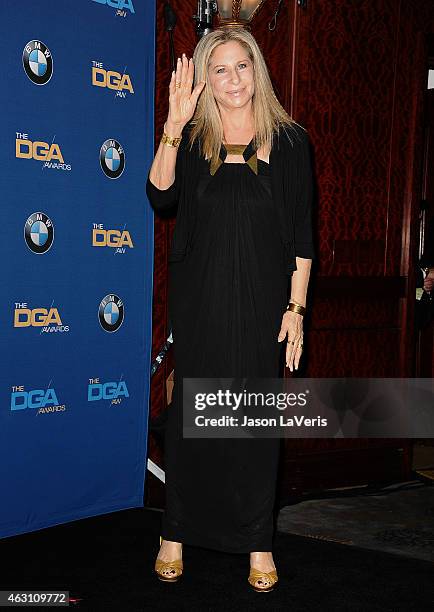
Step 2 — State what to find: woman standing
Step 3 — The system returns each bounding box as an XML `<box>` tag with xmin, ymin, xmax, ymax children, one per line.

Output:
<box><xmin>146</xmin><ymin>27</ymin><xmax>315</xmax><ymax>592</ymax></box>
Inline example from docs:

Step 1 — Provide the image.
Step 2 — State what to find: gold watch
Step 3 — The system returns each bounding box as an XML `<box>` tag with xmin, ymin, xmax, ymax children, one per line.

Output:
<box><xmin>161</xmin><ymin>132</ymin><xmax>182</xmax><ymax>148</ymax></box>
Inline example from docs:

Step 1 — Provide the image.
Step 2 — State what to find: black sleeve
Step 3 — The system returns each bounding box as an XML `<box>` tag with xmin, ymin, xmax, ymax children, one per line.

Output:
<box><xmin>294</xmin><ymin>129</ymin><xmax>316</xmax><ymax>260</ymax></box>
<box><xmin>146</xmin><ymin>172</ymin><xmax>179</xmax><ymax>210</ymax></box>
<box><xmin>145</xmin><ymin>133</ymin><xmax>186</xmax><ymax>211</ymax></box>
<box><xmin>420</xmin><ymin>215</ymin><xmax>434</xmax><ymax>268</ymax></box>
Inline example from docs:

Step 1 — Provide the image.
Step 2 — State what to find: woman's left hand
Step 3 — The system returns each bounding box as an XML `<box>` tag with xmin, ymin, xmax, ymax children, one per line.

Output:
<box><xmin>277</xmin><ymin>311</ymin><xmax>304</xmax><ymax>371</ymax></box>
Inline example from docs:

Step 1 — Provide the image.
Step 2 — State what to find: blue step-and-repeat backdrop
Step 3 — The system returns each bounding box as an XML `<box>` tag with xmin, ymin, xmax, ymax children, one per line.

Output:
<box><xmin>0</xmin><ymin>0</ymin><xmax>156</xmax><ymax>538</ymax></box>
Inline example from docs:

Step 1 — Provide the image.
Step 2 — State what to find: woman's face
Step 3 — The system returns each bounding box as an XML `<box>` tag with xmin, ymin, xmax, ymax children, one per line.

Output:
<box><xmin>207</xmin><ymin>40</ymin><xmax>254</xmax><ymax>111</ymax></box>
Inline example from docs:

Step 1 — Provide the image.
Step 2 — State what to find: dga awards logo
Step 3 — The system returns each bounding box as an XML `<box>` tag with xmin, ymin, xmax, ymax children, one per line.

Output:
<box><xmin>91</xmin><ymin>0</ymin><xmax>135</xmax><ymax>17</ymax></box>
<box><xmin>92</xmin><ymin>223</ymin><xmax>133</xmax><ymax>254</ymax></box>
<box><xmin>22</xmin><ymin>40</ymin><xmax>53</xmax><ymax>85</ymax></box>
<box><xmin>13</xmin><ymin>302</ymin><xmax>69</xmax><ymax>333</ymax></box>
<box><xmin>100</xmin><ymin>139</ymin><xmax>125</xmax><ymax>179</ymax></box>
<box><xmin>16</xmin><ymin>133</ymin><xmax>71</xmax><ymax>171</ymax></box>
<box><xmin>88</xmin><ymin>376</ymin><xmax>129</xmax><ymax>405</ymax></box>
<box><xmin>98</xmin><ymin>294</ymin><xmax>124</xmax><ymax>332</ymax></box>
<box><xmin>10</xmin><ymin>384</ymin><xmax>66</xmax><ymax>414</ymax></box>
<box><xmin>24</xmin><ymin>212</ymin><xmax>54</xmax><ymax>254</ymax></box>
<box><xmin>91</xmin><ymin>61</ymin><xmax>134</xmax><ymax>98</ymax></box>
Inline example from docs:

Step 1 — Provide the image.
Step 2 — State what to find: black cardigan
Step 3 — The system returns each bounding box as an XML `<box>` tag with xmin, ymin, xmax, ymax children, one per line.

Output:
<box><xmin>146</xmin><ymin>122</ymin><xmax>316</xmax><ymax>275</ymax></box>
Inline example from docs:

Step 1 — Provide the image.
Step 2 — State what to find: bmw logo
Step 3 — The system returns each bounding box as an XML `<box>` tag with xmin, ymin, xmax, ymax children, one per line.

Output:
<box><xmin>22</xmin><ymin>40</ymin><xmax>53</xmax><ymax>85</ymax></box>
<box><xmin>99</xmin><ymin>139</ymin><xmax>125</xmax><ymax>179</ymax></box>
<box><xmin>24</xmin><ymin>212</ymin><xmax>54</xmax><ymax>254</ymax></box>
<box><xmin>98</xmin><ymin>294</ymin><xmax>124</xmax><ymax>332</ymax></box>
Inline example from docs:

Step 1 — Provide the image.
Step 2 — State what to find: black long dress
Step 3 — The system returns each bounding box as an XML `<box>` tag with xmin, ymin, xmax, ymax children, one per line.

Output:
<box><xmin>162</xmin><ymin>139</ymin><xmax>288</xmax><ymax>553</ymax></box>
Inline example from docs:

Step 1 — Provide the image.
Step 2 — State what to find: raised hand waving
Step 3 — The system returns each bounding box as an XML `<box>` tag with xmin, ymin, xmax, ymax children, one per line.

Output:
<box><xmin>167</xmin><ymin>53</ymin><xmax>205</xmax><ymax>129</ymax></box>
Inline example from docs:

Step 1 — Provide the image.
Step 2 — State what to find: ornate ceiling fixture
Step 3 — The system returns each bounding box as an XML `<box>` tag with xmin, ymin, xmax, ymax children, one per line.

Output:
<box><xmin>216</xmin><ymin>0</ymin><xmax>267</xmax><ymax>28</ymax></box>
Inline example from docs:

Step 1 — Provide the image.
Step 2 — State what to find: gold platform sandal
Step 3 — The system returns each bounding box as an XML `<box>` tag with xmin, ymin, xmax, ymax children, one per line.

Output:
<box><xmin>154</xmin><ymin>536</ymin><xmax>183</xmax><ymax>582</ymax></box>
<box><xmin>248</xmin><ymin>567</ymin><xmax>278</xmax><ymax>592</ymax></box>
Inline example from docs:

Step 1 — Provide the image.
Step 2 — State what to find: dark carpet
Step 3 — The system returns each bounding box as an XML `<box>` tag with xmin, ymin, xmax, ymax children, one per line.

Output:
<box><xmin>1</xmin><ymin>507</ymin><xmax>433</xmax><ymax>611</ymax></box>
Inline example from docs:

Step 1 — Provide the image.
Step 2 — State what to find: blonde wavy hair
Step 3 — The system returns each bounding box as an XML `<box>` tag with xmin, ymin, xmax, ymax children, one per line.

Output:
<box><xmin>187</xmin><ymin>26</ymin><xmax>299</xmax><ymax>162</ymax></box>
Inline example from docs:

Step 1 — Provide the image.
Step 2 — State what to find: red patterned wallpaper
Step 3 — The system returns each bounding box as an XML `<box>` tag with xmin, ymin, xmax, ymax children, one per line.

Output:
<box><xmin>147</xmin><ymin>0</ymin><xmax>434</xmax><ymax>497</ymax></box>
